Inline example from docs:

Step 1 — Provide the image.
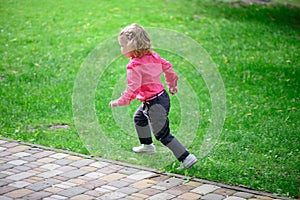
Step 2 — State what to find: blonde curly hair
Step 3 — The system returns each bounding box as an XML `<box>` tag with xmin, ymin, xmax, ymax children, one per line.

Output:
<box><xmin>119</xmin><ymin>23</ymin><xmax>152</xmax><ymax>58</ymax></box>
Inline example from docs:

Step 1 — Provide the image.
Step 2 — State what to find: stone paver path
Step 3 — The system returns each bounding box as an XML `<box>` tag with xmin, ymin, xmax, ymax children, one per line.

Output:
<box><xmin>0</xmin><ymin>138</ymin><xmax>290</xmax><ymax>200</ymax></box>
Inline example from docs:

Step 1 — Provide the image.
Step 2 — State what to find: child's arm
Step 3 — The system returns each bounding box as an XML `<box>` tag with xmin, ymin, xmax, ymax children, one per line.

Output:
<box><xmin>109</xmin><ymin>68</ymin><xmax>141</xmax><ymax>107</ymax></box>
<box><xmin>161</xmin><ymin>58</ymin><xmax>178</xmax><ymax>95</ymax></box>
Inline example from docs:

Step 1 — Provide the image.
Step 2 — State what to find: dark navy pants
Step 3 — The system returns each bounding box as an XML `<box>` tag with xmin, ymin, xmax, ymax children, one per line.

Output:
<box><xmin>133</xmin><ymin>90</ymin><xmax>189</xmax><ymax>162</ymax></box>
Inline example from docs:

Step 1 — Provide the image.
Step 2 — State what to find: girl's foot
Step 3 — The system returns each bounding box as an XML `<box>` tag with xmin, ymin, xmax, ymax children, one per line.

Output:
<box><xmin>182</xmin><ymin>154</ymin><xmax>198</xmax><ymax>169</ymax></box>
<box><xmin>132</xmin><ymin>144</ymin><xmax>156</xmax><ymax>154</ymax></box>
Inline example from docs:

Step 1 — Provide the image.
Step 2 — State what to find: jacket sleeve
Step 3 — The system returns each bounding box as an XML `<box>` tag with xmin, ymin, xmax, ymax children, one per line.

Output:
<box><xmin>161</xmin><ymin>57</ymin><xmax>178</xmax><ymax>88</ymax></box>
<box><xmin>117</xmin><ymin>67</ymin><xmax>141</xmax><ymax>106</ymax></box>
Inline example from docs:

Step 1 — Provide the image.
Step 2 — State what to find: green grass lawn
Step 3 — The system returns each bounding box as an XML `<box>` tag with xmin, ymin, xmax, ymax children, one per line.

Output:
<box><xmin>1</xmin><ymin>0</ymin><xmax>299</xmax><ymax>198</ymax></box>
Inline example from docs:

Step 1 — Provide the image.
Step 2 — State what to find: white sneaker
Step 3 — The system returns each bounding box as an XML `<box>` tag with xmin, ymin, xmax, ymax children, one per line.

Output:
<box><xmin>182</xmin><ymin>154</ymin><xmax>198</xmax><ymax>169</ymax></box>
<box><xmin>132</xmin><ymin>144</ymin><xmax>156</xmax><ymax>154</ymax></box>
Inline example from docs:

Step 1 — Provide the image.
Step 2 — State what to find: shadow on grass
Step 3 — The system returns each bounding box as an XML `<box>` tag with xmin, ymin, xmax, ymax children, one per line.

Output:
<box><xmin>203</xmin><ymin>0</ymin><xmax>300</xmax><ymax>29</ymax></box>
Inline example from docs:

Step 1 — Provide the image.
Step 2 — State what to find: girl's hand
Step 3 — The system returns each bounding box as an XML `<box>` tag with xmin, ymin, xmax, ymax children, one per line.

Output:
<box><xmin>169</xmin><ymin>87</ymin><xmax>178</xmax><ymax>95</ymax></box>
<box><xmin>109</xmin><ymin>100</ymin><xmax>119</xmax><ymax>108</ymax></box>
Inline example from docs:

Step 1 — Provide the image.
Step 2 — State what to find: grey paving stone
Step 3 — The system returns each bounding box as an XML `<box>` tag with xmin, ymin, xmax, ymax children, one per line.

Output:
<box><xmin>3</xmin><ymin>156</ymin><xmax>16</xmax><ymax>161</ymax></box>
<box><xmin>84</xmin><ymin>190</ymin><xmax>102</xmax><ymax>197</ymax></box>
<box><xmin>139</xmin><ymin>188</ymin><xmax>162</xmax><ymax>196</ymax></box>
<box><xmin>40</xmin><ymin>163</ymin><xmax>61</xmax><ymax>170</ymax></box>
<box><xmin>22</xmin><ymin>156</ymin><xmax>38</xmax><ymax>162</ymax></box>
<box><xmin>215</xmin><ymin>188</ymin><xmax>236</xmax><ymax>196</ymax></box>
<box><xmin>54</xmin><ymin>175</ymin><xmax>69</xmax><ymax>181</ymax></box>
<box><xmin>7</xmin><ymin>159</ymin><xmax>28</xmax><ymax>165</ymax></box>
<box><xmin>191</xmin><ymin>184</ymin><xmax>220</xmax><ymax>195</ymax></box>
<box><xmin>148</xmin><ymin>174</ymin><xmax>169</xmax><ymax>182</ymax></box>
<box><xmin>0</xmin><ymin>147</ymin><xmax>7</xmax><ymax>152</ymax></box>
<box><xmin>29</xmin><ymin>161</ymin><xmax>45</xmax><ymax>167</ymax></box>
<box><xmin>101</xmin><ymin>185</ymin><xmax>118</xmax><ymax>191</ymax></box>
<box><xmin>202</xmin><ymin>193</ymin><xmax>225</xmax><ymax>200</ymax></box>
<box><xmin>26</xmin><ymin>180</ymin><xmax>53</xmax><ymax>191</ymax></box>
<box><xmin>24</xmin><ymin>148</ymin><xmax>41</xmax><ymax>154</ymax></box>
<box><xmin>69</xmin><ymin>159</ymin><xmax>94</xmax><ymax>168</ymax></box>
<box><xmin>54</xmin><ymin>181</ymin><xmax>77</xmax><ymax>189</ymax></box>
<box><xmin>37</xmin><ymin>170</ymin><xmax>63</xmax><ymax>178</ymax></box>
<box><xmin>89</xmin><ymin>161</ymin><xmax>110</xmax><ymax>169</ymax></box>
<box><xmin>45</xmin><ymin>195</ymin><xmax>68</xmax><ymax>200</ymax></box>
<box><xmin>233</xmin><ymin>191</ymin><xmax>254</xmax><ymax>198</ymax></box>
<box><xmin>6</xmin><ymin>172</ymin><xmax>35</xmax><ymax>181</ymax></box>
<box><xmin>0</xmin><ymin>151</ymin><xmax>13</xmax><ymax>157</ymax></box>
<box><xmin>81</xmin><ymin>179</ymin><xmax>107</xmax><ymax>190</ymax></box>
<box><xmin>121</xmin><ymin>177</ymin><xmax>137</xmax><ymax>184</ymax></box>
<box><xmin>44</xmin><ymin>178</ymin><xmax>61</xmax><ymax>185</ymax></box>
<box><xmin>166</xmin><ymin>184</ymin><xmax>193</xmax><ymax>196</ymax></box>
<box><xmin>0</xmin><ymin>139</ymin><xmax>7</xmax><ymax>144</ymax></box>
<box><xmin>69</xmin><ymin>194</ymin><xmax>95</xmax><ymax>200</ymax></box>
<box><xmin>98</xmin><ymin>191</ymin><xmax>127</xmax><ymax>200</ymax></box>
<box><xmin>95</xmin><ymin>187</ymin><xmax>111</xmax><ymax>194</ymax></box>
<box><xmin>1</xmin><ymin>171</ymin><xmax>14</xmax><ymax>177</ymax></box>
<box><xmin>0</xmin><ymin>178</ymin><xmax>13</xmax><ymax>185</ymax></box>
<box><xmin>0</xmin><ymin>173</ymin><xmax>9</xmax><ymax>179</ymax></box>
<box><xmin>2</xmin><ymin>142</ymin><xmax>19</xmax><ymax>148</ymax></box>
<box><xmin>157</xmin><ymin>177</ymin><xmax>183</xmax><ymax>189</ymax></box>
<box><xmin>54</xmin><ymin>159</ymin><xmax>73</xmax><ymax>165</ymax></box>
<box><xmin>151</xmin><ymin>185</ymin><xmax>168</xmax><ymax>191</ymax></box>
<box><xmin>127</xmin><ymin>171</ymin><xmax>156</xmax><ymax>180</ymax></box>
<box><xmin>84</xmin><ymin>171</ymin><xmax>105</xmax><ymax>179</ymax></box>
<box><xmin>24</xmin><ymin>163</ymin><xmax>38</xmax><ymax>169</ymax></box>
<box><xmin>0</xmin><ymin>186</ymin><xmax>17</xmax><ymax>195</ymax></box>
<box><xmin>60</xmin><ymin>169</ymin><xmax>88</xmax><ymax>178</ymax></box>
<box><xmin>23</xmin><ymin>191</ymin><xmax>51</xmax><ymax>200</ymax></box>
<box><xmin>0</xmin><ymin>164</ymin><xmax>14</xmax><ymax>171</ymax></box>
<box><xmin>147</xmin><ymin>192</ymin><xmax>176</xmax><ymax>200</ymax></box>
<box><xmin>97</xmin><ymin>166</ymin><xmax>120</xmax><ymax>174</ymax></box>
<box><xmin>118</xmin><ymin>168</ymin><xmax>140</xmax><ymax>175</ymax></box>
<box><xmin>9</xmin><ymin>181</ymin><xmax>31</xmax><ymax>188</ymax></box>
<box><xmin>57</xmin><ymin>166</ymin><xmax>77</xmax><ymax>172</ymax></box>
<box><xmin>13</xmin><ymin>165</ymin><xmax>31</xmax><ymax>171</ymax></box>
<box><xmin>165</xmin><ymin>188</ymin><xmax>186</xmax><ymax>196</ymax></box>
<box><xmin>49</xmin><ymin>153</ymin><xmax>69</xmax><ymax>159</ymax></box>
<box><xmin>108</xmin><ymin>180</ymin><xmax>130</xmax><ymax>188</ymax></box>
<box><xmin>107</xmin><ymin>164</ymin><xmax>124</xmax><ymax>171</ymax></box>
<box><xmin>224</xmin><ymin>197</ymin><xmax>246</xmax><ymax>200</ymax></box>
<box><xmin>0</xmin><ymin>196</ymin><xmax>14</xmax><ymax>200</ymax></box>
<box><xmin>116</xmin><ymin>186</ymin><xmax>139</xmax><ymax>194</ymax></box>
<box><xmin>32</xmin><ymin>151</ymin><xmax>54</xmax><ymax>158</ymax></box>
<box><xmin>12</xmin><ymin>152</ymin><xmax>31</xmax><ymax>157</ymax></box>
<box><xmin>6</xmin><ymin>168</ymin><xmax>20</xmax><ymax>174</ymax></box>
<box><xmin>57</xmin><ymin>187</ymin><xmax>88</xmax><ymax>197</ymax></box>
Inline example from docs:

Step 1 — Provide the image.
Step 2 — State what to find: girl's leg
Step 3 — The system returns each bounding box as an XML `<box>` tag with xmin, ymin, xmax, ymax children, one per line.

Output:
<box><xmin>148</xmin><ymin>92</ymin><xmax>189</xmax><ymax>162</ymax></box>
<box><xmin>134</xmin><ymin>104</ymin><xmax>153</xmax><ymax>145</ymax></box>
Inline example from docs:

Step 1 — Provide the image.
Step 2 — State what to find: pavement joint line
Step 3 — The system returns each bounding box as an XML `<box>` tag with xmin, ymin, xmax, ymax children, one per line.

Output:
<box><xmin>0</xmin><ymin>137</ymin><xmax>290</xmax><ymax>200</ymax></box>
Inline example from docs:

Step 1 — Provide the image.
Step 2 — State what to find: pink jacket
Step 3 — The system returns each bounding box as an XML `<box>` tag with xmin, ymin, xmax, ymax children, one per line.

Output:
<box><xmin>117</xmin><ymin>52</ymin><xmax>178</xmax><ymax>106</ymax></box>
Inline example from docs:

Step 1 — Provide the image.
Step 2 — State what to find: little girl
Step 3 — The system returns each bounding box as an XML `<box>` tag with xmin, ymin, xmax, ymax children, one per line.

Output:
<box><xmin>109</xmin><ymin>23</ymin><xmax>197</xmax><ymax>169</ymax></box>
